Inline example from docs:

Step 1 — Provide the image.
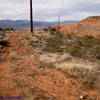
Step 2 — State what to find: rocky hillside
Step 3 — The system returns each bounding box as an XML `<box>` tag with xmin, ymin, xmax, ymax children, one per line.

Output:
<box><xmin>81</xmin><ymin>16</ymin><xmax>100</xmax><ymax>23</ymax></box>
<box><xmin>61</xmin><ymin>16</ymin><xmax>100</xmax><ymax>38</ymax></box>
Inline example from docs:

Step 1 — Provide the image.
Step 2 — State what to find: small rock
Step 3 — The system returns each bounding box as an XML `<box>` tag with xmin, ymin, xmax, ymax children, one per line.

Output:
<box><xmin>80</xmin><ymin>94</ymin><xmax>88</xmax><ymax>99</ymax></box>
<box><xmin>30</xmin><ymin>55</ymin><xmax>35</xmax><ymax>58</ymax></box>
<box><xmin>80</xmin><ymin>95</ymin><xmax>84</xmax><ymax>99</ymax></box>
<box><xmin>58</xmin><ymin>53</ymin><xmax>72</xmax><ymax>62</ymax></box>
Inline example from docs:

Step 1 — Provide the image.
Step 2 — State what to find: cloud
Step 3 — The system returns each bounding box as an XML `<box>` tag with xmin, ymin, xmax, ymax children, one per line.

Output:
<box><xmin>0</xmin><ymin>0</ymin><xmax>100</xmax><ymax>21</ymax></box>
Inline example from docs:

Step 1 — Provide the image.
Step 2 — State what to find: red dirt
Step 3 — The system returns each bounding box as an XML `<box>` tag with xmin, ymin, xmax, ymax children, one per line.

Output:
<box><xmin>0</xmin><ymin>30</ymin><xmax>100</xmax><ymax>100</ymax></box>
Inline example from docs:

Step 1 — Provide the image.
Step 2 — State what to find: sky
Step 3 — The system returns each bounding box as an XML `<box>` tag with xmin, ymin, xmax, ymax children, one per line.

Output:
<box><xmin>0</xmin><ymin>0</ymin><xmax>100</xmax><ymax>22</ymax></box>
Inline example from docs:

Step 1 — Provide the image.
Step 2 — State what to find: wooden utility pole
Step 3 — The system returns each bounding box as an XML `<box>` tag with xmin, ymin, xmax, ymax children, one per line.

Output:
<box><xmin>77</xmin><ymin>22</ymin><xmax>79</xmax><ymax>34</ymax></box>
<box><xmin>58</xmin><ymin>16</ymin><xmax>61</xmax><ymax>32</ymax></box>
<box><xmin>30</xmin><ymin>0</ymin><xmax>33</xmax><ymax>33</ymax></box>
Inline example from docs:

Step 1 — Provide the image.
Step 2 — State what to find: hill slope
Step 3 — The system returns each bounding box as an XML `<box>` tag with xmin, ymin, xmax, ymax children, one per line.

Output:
<box><xmin>61</xmin><ymin>16</ymin><xmax>100</xmax><ymax>37</ymax></box>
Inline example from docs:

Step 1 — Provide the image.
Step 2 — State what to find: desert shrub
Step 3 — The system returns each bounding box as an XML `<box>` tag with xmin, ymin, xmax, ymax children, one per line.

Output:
<box><xmin>66</xmin><ymin>32</ymin><xmax>76</xmax><ymax>39</ymax></box>
<box><xmin>69</xmin><ymin>46</ymin><xmax>83</xmax><ymax>57</ymax></box>
<box><xmin>44</xmin><ymin>36</ymin><xmax>63</xmax><ymax>53</ymax></box>
<box><xmin>55</xmin><ymin>31</ymin><xmax>64</xmax><ymax>38</ymax></box>
<box><xmin>28</xmin><ymin>30</ymin><xmax>100</xmax><ymax>59</ymax></box>
<box><xmin>29</xmin><ymin>40</ymin><xmax>38</xmax><ymax>47</ymax></box>
<box><xmin>3</xmin><ymin>27</ymin><xmax>14</xmax><ymax>31</ymax></box>
<box><xmin>67</xmin><ymin>39</ymin><xmax>82</xmax><ymax>57</ymax></box>
<box><xmin>26</xmin><ymin>37</ymin><xmax>30</xmax><ymax>41</ymax></box>
<box><xmin>81</xmin><ymin>35</ymin><xmax>94</xmax><ymax>47</ymax></box>
<box><xmin>43</xmin><ymin>28</ymin><xmax>48</xmax><ymax>31</ymax></box>
<box><xmin>81</xmin><ymin>36</ymin><xmax>100</xmax><ymax>58</ymax></box>
<box><xmin>50</xmin><ymin>27</ymin><xmax>56</xmax><ymax>32</ymax></box>
<box><xmin>84</xmin><ymin>35</ymin><xmax>94</xmax><ymax>40</ymax></box>
<box><xmin>65</xmin><ymin>34</ymin><xmax>100</xmax><ymax>58</ymax></box>
<box><xmin>49</xmin><ymin>27</ymin><xmax>57</xmax><ymax>35</ymax></box>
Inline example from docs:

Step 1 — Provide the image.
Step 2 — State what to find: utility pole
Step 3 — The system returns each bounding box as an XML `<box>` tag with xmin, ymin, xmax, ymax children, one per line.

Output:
<box><xmin>30</xmin><ymin>0</ymin><xmax>33</xmax><ymax>33</ymax></box>
<box><xmin>58</xmin><ymin>16</ymin><xmax>61</xmax><ymax>32</ymax></box>
<box><xmin>77</xmin><ymin>21</ymin><xmax>79</xmax><ymax>34</ymax></box>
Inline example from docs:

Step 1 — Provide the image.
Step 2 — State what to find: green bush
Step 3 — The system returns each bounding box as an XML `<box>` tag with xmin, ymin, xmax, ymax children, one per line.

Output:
<box><xmin>50</xmin><ymin>27</ymin><xmax>56</xmax><ymax>32</ymax></box>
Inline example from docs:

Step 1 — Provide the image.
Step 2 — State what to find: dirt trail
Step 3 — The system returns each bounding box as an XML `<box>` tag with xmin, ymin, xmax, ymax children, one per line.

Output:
<box><xmin>0</xmin><ymin>30</ymin><xmax>100</xmax><ymax>100</ymax></box>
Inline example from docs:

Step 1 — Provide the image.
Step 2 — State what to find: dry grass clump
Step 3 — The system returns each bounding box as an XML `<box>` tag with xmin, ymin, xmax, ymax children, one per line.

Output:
<box><xmin>56</xmin><ymin>63</ymin><xmax>95</xmax><ymax>77</ymax></box>
<box><xmin>56</xmin><ymin>62</ymin><xmax>97</xmax><ymax>89</ymax></box>
<box><xmin>39</xmin><ymin>53</ymin><xmax>72</xmax><ymax>65</ymax></box>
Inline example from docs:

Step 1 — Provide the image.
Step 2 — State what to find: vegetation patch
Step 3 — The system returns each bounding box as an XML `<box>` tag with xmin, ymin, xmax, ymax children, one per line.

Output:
<box><xmin>44</xmin><ymin>37</ymin><xmax>63</xmax><ymax>53</ymax></box>
<box><xmin>56</xmin><ymin>63</ymin><xmax>96</xmax><ymax>89</ymax></box>
<box><xmin>28</xmin><ymin>40</ymin><xmax>38</xmax><ymax>48</ymax></box>
<box><xmin>2</xmin><ymin>27</ymin><xmax>14</xmax><ymax>31</ymax></box>
<box><xmin>43</xmin><ymin>28</ymin><xmax>48</xmax><ymax>31</ymax></box>
<box><xmin>28</xmin><ymin>29</ymin><xmax>100</xmax><ymax>60</ymax></box>
<box><xmin>65</xmin><ymin>34</ymin><xmax>100</xmax><ymax>59</ymax></box>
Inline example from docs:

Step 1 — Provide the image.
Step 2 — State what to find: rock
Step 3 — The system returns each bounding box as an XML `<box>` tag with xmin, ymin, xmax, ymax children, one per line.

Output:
<box><xmin>39</xmin><ymin>53</ymin><xmax>60</xmax><ymax>64</ymax></box>
<box><xmin>80</xmin><ymin>95</ymin><xmax>84</xmax><ymax>99</ymax></box>
<box><xmin>58</xmin><ymin>53</ymin><xmax>72</xmax><ymax>62</ymax></box>
<box><xmin>30</xmin><ymin>55</ymin><xmax>35</xmax><ymax>58</ymax></box>
<box><xmin>39</xmin><ymin>53</ymin><xmax>72</xmax><ymax>64</ymax></box>
<box><xmin>80</xmin><ymin>94</ymin><xmax>88</xmax><ymax>99</ymax></box>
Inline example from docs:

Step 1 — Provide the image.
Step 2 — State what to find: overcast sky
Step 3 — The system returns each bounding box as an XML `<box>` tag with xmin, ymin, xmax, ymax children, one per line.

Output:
<box><xmin>0</xmin><ymin>0</ymin><xmax>100</xmax><ymax>21</ymax></box>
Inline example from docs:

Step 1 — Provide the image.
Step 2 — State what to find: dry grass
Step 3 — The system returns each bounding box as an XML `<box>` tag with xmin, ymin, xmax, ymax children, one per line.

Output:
<box><xmin>39</xmin><ymin>53</ymin><xmax>72</xmax><ymax>65</ymax></box>
<box><xmin>56</xmin><ymin>62</ymin><xmax>95</xmax><ymax>76</ymax></box>
<box><xmin>56</xmin><ymin>62</ymin><xmax>97</xmax><ymax>89</ymax></box>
